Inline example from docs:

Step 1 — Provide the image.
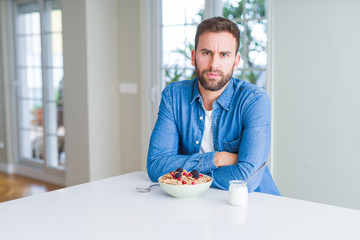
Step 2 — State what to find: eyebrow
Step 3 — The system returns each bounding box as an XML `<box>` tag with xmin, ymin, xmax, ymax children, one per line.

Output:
<box><xmin>199</xmin><ymin>48</ymin><xmax>232</xmax><ymax>55</ymax></box>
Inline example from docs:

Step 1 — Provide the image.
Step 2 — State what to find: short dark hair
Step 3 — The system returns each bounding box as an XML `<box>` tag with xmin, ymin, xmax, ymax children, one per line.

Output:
<box><xmin>195</xmin><ymin>17</ymin><xmax>240</xmax><ymax>53</ymax></box>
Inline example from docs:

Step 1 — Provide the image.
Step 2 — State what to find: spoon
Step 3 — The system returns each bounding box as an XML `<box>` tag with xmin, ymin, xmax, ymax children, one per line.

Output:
<box><xmin>244</xmin><ymin>161</ymin><xmax>267</xmax><ymax>184</ymax></box>
<box><xmin>136</xmin><ymin>183</ymin><xmax>160</xmax><ymax>193</ymax></box>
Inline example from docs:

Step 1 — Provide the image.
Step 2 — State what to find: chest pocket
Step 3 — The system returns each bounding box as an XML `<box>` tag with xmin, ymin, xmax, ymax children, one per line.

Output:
<box><xmin>222</xmin><ymin>138</ymin><xmax>241</xmax><ymax>153</ymax></box>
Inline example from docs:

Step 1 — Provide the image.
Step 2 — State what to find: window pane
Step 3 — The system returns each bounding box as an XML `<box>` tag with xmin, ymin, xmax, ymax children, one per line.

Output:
<box><xmin>162</xmin><ymin>0</ymin><xmax>204</xmax><ymax>26</ymax></box>
<box><xmin>51</xmin><ymin>10</ymin><xmax>62</xmax><ymax>32</ymax></box>
<box><xmin>164</xmin><ymin>67</ymin><xmax>185</xmax><ymax>84</ymax></box>
<box><xmin>21</xmin><ymin>129</ymin><xmax>44</xmax><ymax>161</ymax></box>
<box><xmin>185</xmin><ymin>68</ymin><xmax>196</xmax><ymax>80</ymax></box>
<box><xmin>17</xmin><ymin>35</ymin><xmax>42</xmax><ymax>67</ymax></box>
<box><xmin>45</xmin><ymin>0</ymin><xmax>65</xmax><ymax>169</ymax></box>
<box><xmin>17</xmin><ymin>3</ymin><xmax>40</xmax><ymax>35</ymax></box>
<box><xmin>163</xmin><ymin>26</ymin><xmax>186</xmax><ymax>68</ymax></box>
<box><xmin>16</xmin><ymin>1</ymin><xmax>45</xmax><ymax>164</ymax></box>
<box><xmin>233</xmin><ymin>69</ymin><xmax>244</xmax><ymax>80</ymax></box>
<box><xmin>46</xmin><ymin>68</ymin><xmax>63</xmax><ymax>101</ymax></box>
<box><xmin>46</xmin><ymin>134</ymin><xmax>65</xmax><ymax>169</ymax></box>
<box><xmin>246</xmin><ymin>19</ymin><xmax>267</xmax><ymax>68</ymax></box>
<box><xmin>19</xmin><ymin>68</ymin><xmax>42</xmax><ymax>99</ymax></box>
<box><xmin>19</xmin><ymin>99</ymin><xmax>42</xmax><ymax>129</ymax></box>
<box><xmin>237</xmin><ymin>24</ymin><xmax>245</xmax><ymax>68</ymax></box>
<box><xmin>20</xmin><ymin>130</ymin><xmax>32</xmax><ymax>159</ymax></box>
<box><xmin>184</xmin><ymin>0</ymin><xmax>204</xmax><ymax>25</ymax></box>
<box><xmin>162</xmin><ymin>0</ymin><xmax>205</xmax><ymax>86</ymax></box>
<box><xmin>15</xmin><ymin>0</ymin><xmax>65</xmax><ymax>170</ymax></box>
<box><xmin>44</xmin><ymin>1</ymin><xmax>62</xmax><ymax>32</ymax></box>
<box><xmin>45</xmin><ymin>100</ymin><xmax>64</xmax><ymax>169</ymax></box>
<box><xmin>246</xmin><ymin>0</ymin><xmax>266</xmax><ymax>19</ymax></box>
<box><xmin>44</xmin><ymin>33</ymin><xmax>63</xmax><ymax>67</ymax></box>
<box><xmin>256</xmin><ymin>71</ymin><xmax>267</xmax><ymax>88</ymax></box>
<box><xmin>245</xmin><ymin>70</ymin><xmax>266</xmax><ymax>87</ymax></box>
<box><xmin>184</xmin><ymin>25</ymin><xmax>196</xmax><ymax>68</ymax></box>
<box><xmin>162</xmin><ymin>0</ymin><xmax>186</xmax><ymax>25</ymax></box>
<box><xmin>222</xmin><ymin>0</ymin><xmax>244</xmax><ymax>20</ymax></box>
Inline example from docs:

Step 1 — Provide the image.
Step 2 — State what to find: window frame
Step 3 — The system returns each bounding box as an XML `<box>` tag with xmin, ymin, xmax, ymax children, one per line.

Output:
<box><xmin>11</xmin><ymin>0</ymin><xmax>65</xmax><ymax>176</ymax></box>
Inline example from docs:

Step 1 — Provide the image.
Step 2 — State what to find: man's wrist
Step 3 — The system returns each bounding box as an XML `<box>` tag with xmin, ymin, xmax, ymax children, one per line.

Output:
<box><xmin>215</xmin><ymin>151</ymin><xmax>238</xmax><ymax>167</ymax></box>
<box><xmin>199</xmin><ymin>151</ymin><xmax>218</xmax><ymax>172</ymax></box>
<box><xmin>215</xmin><ymin>152</ymin><xmax>227</xmax><ymax>167</ymax></box>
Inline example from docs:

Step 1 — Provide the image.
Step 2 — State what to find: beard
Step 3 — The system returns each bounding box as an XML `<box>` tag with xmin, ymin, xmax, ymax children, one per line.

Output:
<box><xmin>195</xmin><ymin>62</ymin><xmax>234</xmax><ymax>91</ymax></box>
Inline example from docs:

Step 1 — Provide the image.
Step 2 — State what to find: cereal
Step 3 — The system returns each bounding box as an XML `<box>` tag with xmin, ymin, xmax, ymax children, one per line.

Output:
<box><xmin>159</xmin><ymin>169</ymin><xmax>212</xmax><ymax>185</ymax></box>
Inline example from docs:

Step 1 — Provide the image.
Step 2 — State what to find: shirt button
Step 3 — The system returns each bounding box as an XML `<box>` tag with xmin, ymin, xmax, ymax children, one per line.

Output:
<box><xmin>199</xmin><ymin>116</ymin><xmax>203</xmax><ymax>120</ymax></box>
<box><xmin>196</xmin><ymin>141</ymin><xmax>199</xmax><ymax>144</ymax></box>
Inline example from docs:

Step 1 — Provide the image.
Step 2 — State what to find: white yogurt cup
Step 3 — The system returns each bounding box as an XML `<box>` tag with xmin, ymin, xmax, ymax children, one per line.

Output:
<box><xmin>228</xmin><ymin>180</ymin><xmax>248</xmax><ymax>206</ymax></box>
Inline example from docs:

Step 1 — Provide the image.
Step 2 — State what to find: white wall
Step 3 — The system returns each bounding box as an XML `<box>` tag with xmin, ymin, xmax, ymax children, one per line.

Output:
<box><xmin>86</xmin><ymin>0</ymin><xmax>121</xmax><ymax>181</ymax></box>
<box><xmin>62</xmin><ymin>0</ymin><xmax>121</xmax><ymax>185</ymax></box>
<box><xmin>272</xmin><ymin>0</ymin><xmax>360</xmax><ymax>210</ymax></box>
<box><xmin>117</xmin><ymin>0</ymin><xmax>144</xmax><ymax>174</ymax></box>
<box><xmin>62</xmin><ymin>0</ymin><xmax>146</xmax><ymax>185</ymax></box>
<box><xmin>0</xmin><ymin>0</ymin><xmax>7</xmax><ymax>164</ymax></box>
<box><xmin>62</xmin><ymin>0</ymin><xmax>90</xmax><ymax>185</ymax></box>
<box><xmin>0</xmin><ymin>0</ymin><xmax>14</xmax><ymax>170</ymax></box>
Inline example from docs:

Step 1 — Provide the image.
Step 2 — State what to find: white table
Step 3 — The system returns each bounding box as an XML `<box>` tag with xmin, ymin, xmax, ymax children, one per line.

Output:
<box><xmin>1</xmin><ymin>171</ymin><xmax>359</xmax><ymax>240</ymax></box>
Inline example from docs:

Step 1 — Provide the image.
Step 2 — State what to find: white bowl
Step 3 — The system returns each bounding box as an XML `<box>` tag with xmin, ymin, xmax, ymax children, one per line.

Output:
<box><xmin>158</xmin><ymin>175</ymin><xmax>213</xmax><ymax>198</ymax></box>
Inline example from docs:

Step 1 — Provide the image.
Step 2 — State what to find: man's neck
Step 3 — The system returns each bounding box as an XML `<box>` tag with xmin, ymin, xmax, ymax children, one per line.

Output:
<box><xmin>198</xmin><ymin>82</ymin><xmax>229</xmax><ymax>111</ymax></box>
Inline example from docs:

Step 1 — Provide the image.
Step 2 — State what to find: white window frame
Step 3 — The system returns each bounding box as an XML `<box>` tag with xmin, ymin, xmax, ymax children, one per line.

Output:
<box><xmin>8</xmin><ymin>0</ymin><xmax>65</xmax><ymax>184</ymax></box>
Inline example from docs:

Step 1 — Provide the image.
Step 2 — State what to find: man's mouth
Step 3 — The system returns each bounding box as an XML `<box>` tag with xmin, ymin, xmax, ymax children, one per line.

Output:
<box><xmin>205</xmin><ymin>72</ymin><xmax>222</xmax><ymax>78</ymax></box>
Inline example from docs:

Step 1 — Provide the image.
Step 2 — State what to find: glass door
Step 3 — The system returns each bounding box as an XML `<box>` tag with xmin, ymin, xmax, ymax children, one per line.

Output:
<box><xmin>14</xmin><ymin>0</ymin><xmax>65</xmax><ymax>172</ymax></box>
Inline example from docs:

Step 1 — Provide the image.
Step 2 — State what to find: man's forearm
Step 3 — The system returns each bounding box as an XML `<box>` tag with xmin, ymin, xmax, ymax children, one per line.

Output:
<box><xmin>209</xmin><ymin>163</ymin><xmax>266</xmax><ymax>192</ymax></box>
<box><xmin>214</xmin><ymin>152</ymin><xmax>238</xmax><ymax>167</ymax></box>
<box><xmin>148</xmin><ymin>151</ymin><xmax>237</xmax><ymax>182</ymax></box>
<box><xmin>147</xmin><ymin>151</ymin><xmax>218</xmax><ymax>182</ymax></box>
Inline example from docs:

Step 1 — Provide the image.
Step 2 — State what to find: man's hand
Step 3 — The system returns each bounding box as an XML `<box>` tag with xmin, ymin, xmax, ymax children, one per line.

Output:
<box><xmin>214</xmin><ymin>152</ymin><xmax>238</xmax><ymax>167</ymax></box>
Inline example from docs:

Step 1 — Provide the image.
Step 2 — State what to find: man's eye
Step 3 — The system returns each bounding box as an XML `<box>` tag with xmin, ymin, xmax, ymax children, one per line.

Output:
<box><xmin>221</xmin><ymin>53</ymin><xmax>229</xmax><ymax>57</ymax></box>
<box><xmin>203</xmin><ymin>51</ymin><xmax>211</xmax><ymax>56</ymax></box>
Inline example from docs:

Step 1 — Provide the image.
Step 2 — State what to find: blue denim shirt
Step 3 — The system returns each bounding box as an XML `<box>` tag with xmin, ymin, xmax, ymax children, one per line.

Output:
<box><xmin>147</xmin><ymin>77</ymin><xmax>280</xmax><ymax>195</ymax></box>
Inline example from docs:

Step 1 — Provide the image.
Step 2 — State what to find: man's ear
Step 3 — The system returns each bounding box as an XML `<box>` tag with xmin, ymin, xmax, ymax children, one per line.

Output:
<box><xmin>233</xmin><ymin>52</ymin><xmax>241</xmax><ymax>70</ymax></box>
<box><xmin>191</xmin><ymin>49</ymin><xmax>196</xmax><ymax>66</ymax></box>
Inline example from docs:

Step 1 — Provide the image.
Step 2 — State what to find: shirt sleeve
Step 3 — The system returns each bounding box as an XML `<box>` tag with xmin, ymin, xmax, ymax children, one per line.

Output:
<box><xmin>208</xmin><ymin>90</ymin><xmax>271</xmax><ymax>192</ymax></box>
<box><xmin>147</xmin><ymin>87</ymin><xmax>218</xmax><ymax>182</ymax></box>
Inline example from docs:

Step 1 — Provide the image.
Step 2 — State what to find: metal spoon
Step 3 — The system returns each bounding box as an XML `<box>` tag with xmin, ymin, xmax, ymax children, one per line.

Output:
<box><xmin>136</xmin><ymin>183</ymin><xmax>160</xmax><ymax>193</ymax></box>
<box><xmin>244</xmin><ymin>161</ymin><xmax>268</xmax><ymax>184</ymax></box>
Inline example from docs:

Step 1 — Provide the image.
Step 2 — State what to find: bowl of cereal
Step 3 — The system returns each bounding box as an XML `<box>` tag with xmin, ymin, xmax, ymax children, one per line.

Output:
<box><xmin>158</xmin><ymin>168</ymin><xmax>213</xmax><ymax>198</ymax></box>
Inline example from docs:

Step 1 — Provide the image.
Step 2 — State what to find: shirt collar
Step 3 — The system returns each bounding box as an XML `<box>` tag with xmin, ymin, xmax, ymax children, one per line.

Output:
<box><xmin>191</xmin><ymin>77</ymin><xmax>201</xmax><ymax>104</ymax></box>
<box><xmin>215</xmin><ymin>77</ymin><xmax>235</xmax><ymax>111</ymax></box>
<box><xmin>191</xmin><ymin>77</ymin><xmax>235</xmax><ymax>111</ymax></box>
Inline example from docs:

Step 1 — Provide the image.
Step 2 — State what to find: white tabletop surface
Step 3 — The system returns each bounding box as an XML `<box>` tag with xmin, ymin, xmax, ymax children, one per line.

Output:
<box><xmin>1</xmin><ymin>171</ymin><xmax>360</xmax><ymax>240</ymax></box>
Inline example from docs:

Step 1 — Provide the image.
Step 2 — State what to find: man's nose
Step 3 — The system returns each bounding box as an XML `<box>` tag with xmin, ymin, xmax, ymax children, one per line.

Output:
<box><xmin>209</xmin><ymin>54</ymin><xmax>220</xmax><ymax>70</ymax></box>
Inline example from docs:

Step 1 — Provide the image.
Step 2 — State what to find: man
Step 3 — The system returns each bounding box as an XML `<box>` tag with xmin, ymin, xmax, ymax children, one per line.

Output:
<box><xmin>147</xmin><ymin>17</ymin><xmax>280</xmax><ymax>195</ymax></box>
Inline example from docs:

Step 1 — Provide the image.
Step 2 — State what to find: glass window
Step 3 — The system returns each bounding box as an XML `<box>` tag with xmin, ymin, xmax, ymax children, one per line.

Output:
<box><xmin>161</xmin><ymin>0</ymin><xmax>267</xmax><ymax>88</ymax></box>
<box><xmin>161</xmin><ymin>0</ymin><xmax>204</xmax><ymax>85</ymax></box>
<box><xmin>14</xmin><ymin>0</ymin><xmax>65</xmax><ymax>170</ymax></box>
<box><xmin>223</xmin><ymin>0</ymin><xmax>267</xmax><ymax>87</ymax></box>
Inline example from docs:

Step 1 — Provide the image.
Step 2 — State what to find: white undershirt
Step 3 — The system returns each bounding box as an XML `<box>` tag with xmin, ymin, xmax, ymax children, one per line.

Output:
<box><xmin>200</xmin><ymin>109</ymin><xmax>214</xmax><ymax>153</ymax></box>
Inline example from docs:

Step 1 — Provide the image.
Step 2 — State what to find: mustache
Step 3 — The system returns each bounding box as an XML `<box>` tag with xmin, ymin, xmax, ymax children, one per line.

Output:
<box><xmin>201</xmin><ymin>69</ymin><xmax>224</xmax><ymax>76</ymax></box>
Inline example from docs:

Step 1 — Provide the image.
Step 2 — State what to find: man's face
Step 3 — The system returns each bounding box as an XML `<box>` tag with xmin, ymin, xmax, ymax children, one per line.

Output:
<box><xmin>192</xmin><ymin>31</ymin><xmax>240</xmax><ymax>92</ymax></box>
